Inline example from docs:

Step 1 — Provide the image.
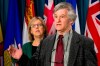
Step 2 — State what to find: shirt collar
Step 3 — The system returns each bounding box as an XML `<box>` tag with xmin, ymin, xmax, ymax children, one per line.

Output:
<box><xmin>56</xmin><ymin>29</ymin><xmax>72</xmax><ymax>40</ymax></box>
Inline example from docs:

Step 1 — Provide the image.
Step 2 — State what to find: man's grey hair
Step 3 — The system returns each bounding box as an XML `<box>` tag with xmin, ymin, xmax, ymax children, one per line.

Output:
<box><xmin>53</xmin><ymin>2</ymin><xmax>77</xmax><ymax>21</ymax></box>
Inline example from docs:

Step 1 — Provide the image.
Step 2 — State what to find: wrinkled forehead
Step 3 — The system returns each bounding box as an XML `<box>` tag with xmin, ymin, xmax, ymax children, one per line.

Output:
<box><xmin>54</xmin><ymin>8</ymin><xmax>68</xmax><ymax>13</ymax></box>
<box><xmin>53</xmin><ymin>8</ymin><xmax>68</xmax><ymax>16</ymax></box>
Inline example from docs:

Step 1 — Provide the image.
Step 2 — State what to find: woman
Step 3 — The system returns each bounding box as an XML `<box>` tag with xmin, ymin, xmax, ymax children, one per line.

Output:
<box><xmin>22</xmin><ymin>17</ymin><xmax>47</xmax><ymax>59</ymax></box>
<box><xmin>9</xmin><ymin>16</ymin><xmax>47</xmax><ymax>66</ymax></box>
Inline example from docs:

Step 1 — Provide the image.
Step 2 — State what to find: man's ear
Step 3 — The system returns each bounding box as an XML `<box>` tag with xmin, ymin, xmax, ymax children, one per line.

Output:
<box><xmin>68</xmin><ymin>19</ymin><xmax>73</xmax><ymax>25</ymax></box>
<box><xmin>70</xmin><ymin>21</ymin><xmax>74</xmax><ymax>25</ymax></box>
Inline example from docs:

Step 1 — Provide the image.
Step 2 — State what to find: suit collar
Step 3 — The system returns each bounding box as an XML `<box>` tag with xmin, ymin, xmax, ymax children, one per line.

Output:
<box><xmin>45</xmin><ymin>34</ymin><xmax>56</xmax><ymax>66</ymax></box>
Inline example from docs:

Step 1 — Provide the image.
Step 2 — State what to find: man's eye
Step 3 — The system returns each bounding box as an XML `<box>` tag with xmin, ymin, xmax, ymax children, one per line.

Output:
<box><xmin>54</xmin><ymin>16</ymin><xmax>57</xmax><ymax>18</ymax></box>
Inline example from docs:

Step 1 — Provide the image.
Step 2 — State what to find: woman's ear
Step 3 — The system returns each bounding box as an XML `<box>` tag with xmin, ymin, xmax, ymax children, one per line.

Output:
<box><xmin>30</xmin><ymin>29</ymin><xmax>32</xmax><ymax>34</ymax></box>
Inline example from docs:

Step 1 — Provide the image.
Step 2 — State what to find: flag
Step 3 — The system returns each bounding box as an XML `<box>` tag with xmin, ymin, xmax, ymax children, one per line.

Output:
<box><xmin>0</xmin><ymin>56</ymin><xmax>3</xmax><ymax>66</ymax></box>
<box><xmin>44</xmin><ymin>0</ymin><xmax>55</xmax><ymax>35</ymax></box>
<box><xmin>0</xmin><ymin>23</ymin><xmax>3</xmax><ymax>66</ymax></box>
<box><xmin>66</xmin><ymin>0</ymin><xmax>80</xmax><ymax>34</ymax></box>
<box><xmin>23</xmin><ymin>0</ymin><xmax>35</xmax><ymax>44</ymax></box>
<box><xmin>34</xmin><ymin>0</ymin><xmax>45</xmax><ymax>18</ymax></box>
<box><xmin>85</xmin><ymin>0</ymin><xmax>100</xmax><ymax>65</ymax></box>
<box><xmin>54</xmin><ymin>0</ymin><xmax>65</xmax><ymax>5</ymax></box>
<box><xmin>77</xmin><ymin>0</ymin><xmax>89</xmax><ymax>35</ymax></box>
<box><xmin>0</xmin><ymin>23</ymin><xmax>3</xmax><ymax>56</ymax></box>
<box><xmin>0</xmin><ymin>0</ymin><xmax>9</xmax><ymax>37</ymax></box>
<box><xmin>4</xmin><ymin>0</ymin><xmax>22</xmax><ymax>65</ymax></box>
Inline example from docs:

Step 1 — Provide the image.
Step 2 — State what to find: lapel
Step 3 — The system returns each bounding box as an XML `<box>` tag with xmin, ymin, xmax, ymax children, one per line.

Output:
<box><xmin>67</xmin><ymin>31</ymin><xmax>81</xmax><ymax>66</ymax></box>
<box><xmin>45</xmin><ymin>34</ymin><xmax>56</xmax><ymax>66</ymax></box>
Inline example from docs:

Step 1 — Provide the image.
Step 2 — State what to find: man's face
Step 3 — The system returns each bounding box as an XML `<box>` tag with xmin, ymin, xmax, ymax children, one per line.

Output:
<box><xmin>53</xmin><ymin>9</ymin><xmax>71</xmax><ymax>32</ymax></box>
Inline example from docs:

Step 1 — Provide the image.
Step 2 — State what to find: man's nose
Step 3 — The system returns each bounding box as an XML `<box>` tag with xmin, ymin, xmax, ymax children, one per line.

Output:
<box><xmin>57</xmin><ymin>17</ymin><xmax>61</xmax><ymax>22</ymax></box>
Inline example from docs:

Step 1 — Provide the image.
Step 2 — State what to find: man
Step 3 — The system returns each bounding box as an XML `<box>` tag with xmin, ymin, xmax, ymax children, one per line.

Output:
<box><xmin>8</xmin><ymin>2</ymin><xmax>97</xmax><ymax>66</ymax></box>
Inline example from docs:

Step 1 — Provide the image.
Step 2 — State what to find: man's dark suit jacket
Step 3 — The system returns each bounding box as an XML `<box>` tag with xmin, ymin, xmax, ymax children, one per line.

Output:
<box><xmin>18</xmin><ymin>30</ymin><xmax>97</xmax><ymax>66</ymax></box>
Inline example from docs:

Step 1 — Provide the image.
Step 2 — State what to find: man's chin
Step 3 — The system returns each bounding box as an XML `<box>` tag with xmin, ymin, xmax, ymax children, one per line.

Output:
<box><xmin>56</xmin><ymin>27</ymin><xmax>62</xmax><ymax>30</ymax></box>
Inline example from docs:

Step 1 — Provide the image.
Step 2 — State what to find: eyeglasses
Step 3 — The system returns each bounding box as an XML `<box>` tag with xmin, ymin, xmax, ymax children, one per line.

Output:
<box><xmin>31</xmin><ymin>24</ymin><xmax>43</xmax><ymax>28</ymax></box>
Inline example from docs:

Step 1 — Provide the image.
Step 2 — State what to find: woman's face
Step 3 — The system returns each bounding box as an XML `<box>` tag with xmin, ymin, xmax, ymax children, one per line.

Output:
<box><xmin>30</xmin><ymin>20</ymin><xmax>45</xmax><ymax>38</ymax></box>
